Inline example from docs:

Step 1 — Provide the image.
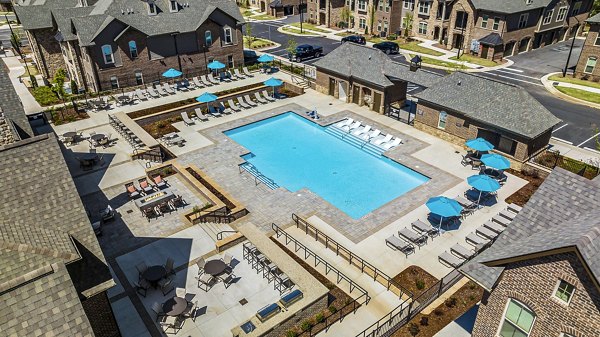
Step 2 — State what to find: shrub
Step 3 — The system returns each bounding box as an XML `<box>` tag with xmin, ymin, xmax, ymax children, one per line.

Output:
<box><xmin>415</xmin><ymin>279</ymin><xmax>425</xmax><ymax>290</ymax></box>
<box><xmin>32</xmin><ymin>86</ymin><xmax>60</xmax><ymax>106</ymax></box>
<box><xmin>315</xmin><ymin>312</ymin><xmax>325</xmax><ymax>323</ymax></box>
<box><xmin>286</xmin><ymin>330</ymin><xmax>298</xmax><ymax>337</ymax></box>
<box><xmin>387</xmin><ymin>34</ymin><xmax>398</xmax><ymax>40</ymax></box>
<box><xmin>445</xmin><ymin>297</ymin><xmax>457</xmax><ymax>308</ymax></box>
<box><xmin>408</xmin><ymin>323</ymin><xmax>420</xmax><ymax>336</ymax></box>
<box><xmin>433</xmin><ymin>308</ymin><xmax>444</xmax><ymax>316</ymax></box>
<box><xmin>328</xmin><ymin>305</ymin><xmax>337</xmax><ymax>314</ymax></box>
<box><xmin>300</xmin><ymin>320</ymin><xmax>313</xmax><ymax>332</ymax></box>
<box><xmin>469</xmin><ymin>282</ymin><xmax>477</xmax><ymax>290</ymax></box>
<box><xmin>157</xmin><ymin>121</ymin><xmax>167</xmax><ymax>129</ymax></box>
<box><xmin>469</xmin><ymin>295</ymin><xmax>476</xmax><ymax>301</ymax></box>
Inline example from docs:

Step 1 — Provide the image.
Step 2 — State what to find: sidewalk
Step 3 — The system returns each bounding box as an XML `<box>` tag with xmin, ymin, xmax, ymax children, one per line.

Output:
<box><xmin>541</xmin><ymin>72</ymin><xmax>600</xmax><ymax>109</ymax></box>
<box><xmin>1</xmin><ymin>53</ymin><xmax>42</xmax><ymax>114</ymax></box>
<box><xmin>549</xmin><ymin>138</ymin><xmax>600</xmax><ymax>163</ymax></box>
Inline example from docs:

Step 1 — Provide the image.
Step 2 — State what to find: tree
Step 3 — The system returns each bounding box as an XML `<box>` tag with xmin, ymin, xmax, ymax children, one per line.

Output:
<box><xmin>245</xmin><ymin>21</ymin><xmax>255</xmax><ymax>48</ymax></box>
<box><xmin>403</xmin><ymin>12</ymin><xmax>414</xmax><ymax>38</ymax></box>
<box><xmin>340</xmin><ymin>6</ymin><xmax>352</xmax><ymax>31</ymax></box>
<box><xmin>10</xmin><ymin>29</ymin><xmax>21</xmax><ymax>56</ymax></box>
<box><xmin>592</xmin><ymin>0</ymin><xmax>600</xmax><ymax>16</ymax></box>
<box><xmin>286</xmin><ymin>38</ymin><xmax>297</xmax><ymax>57</ymax></box>
<box><xmin>368</xmin><ymin>2</ymin><xmax>376</xmax><ymax>36</ymax></box>
<box><xmin>52</xmin><ymin>68</ymin><xmax>67</xmax><ymax>99</ymax></box>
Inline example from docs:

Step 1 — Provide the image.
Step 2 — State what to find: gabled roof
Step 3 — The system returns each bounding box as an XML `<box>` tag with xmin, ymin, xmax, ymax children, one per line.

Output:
<box><xmin>478</xmin><ymin>32</ymin><xmax>504</xmax><ymax>46</ymax></box>
<box><xmin>461</xmin><ymin>168</ymin><xmax>600</xmax><ymax>290</ymax></box>
<box><xmin>0</xmin><ymin>59</ymin><xmax>33</xmax><ymax>142</ymax></box>
<box><xmin>587</xmin><ymin>12</ymin><xmax>600</xmax><ymax>24</ymax></box>
<box><xmin>471</xmin><ymin>0</ymin><xmax>552</xmax><ymax>14</ymax></box>
<box><xmin>314</xmin><ymin>43</ymin><xmax>442</xmax><ymax>88</ymax></box>
<box><xmin>413</xmin><ymin>72</ymin><xmax>561</xmax><ymax>139</ymax></box>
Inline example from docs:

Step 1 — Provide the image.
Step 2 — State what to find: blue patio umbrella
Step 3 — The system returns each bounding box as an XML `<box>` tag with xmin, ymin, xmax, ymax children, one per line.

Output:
<box><xmin>465</xmin><ymin>138</ymin><xmax>494</xmax><ymax>152</ymax></box>
<box><xmin>467</xmin><ymin>175</ymin><xmax>500</xmax><ymax>205</ymax></box>
<box><xmin>481</xmin><ymin>153</ymin><xmax>510</xmax><ymax>170</ymax></box>
<box><xmin>257</xmin><ymin>54</ymin><xmax>274</xmax><ymax>63</ymax></box>
<box><xmin>162</xmin><ymin>68</ymin><xmax>183</xmax><ymax>78</ymax></box>
<box><xmin>426</xmin><ymin>196</ymin><xmax>463</xmax><ymax>229</ymax></box>
<box><xmin>207</xmin><ymin>60</ymin><xmax>226</xmax><ymax>70</ymax></box>
<box><xmin>196</xmin><ymin>92</ymin><xmax>218</xmax><ymax>113</ymax></box>
<box><xmin>263</xmin><ymin>77</ymin><xmax>283</xmax><ymax>97</ymax></box>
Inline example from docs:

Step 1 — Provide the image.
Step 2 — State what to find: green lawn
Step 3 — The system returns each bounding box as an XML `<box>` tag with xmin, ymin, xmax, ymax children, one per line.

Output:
<box><xmin>281</xmin><ymin>26</ymin><xmax>318</xmax><ymax>35</ymax></box>
<box><xmin>449</xmin><ymin>53</ymin><xmax>499</xmax><ymax>67</ymax></box>
<box><xmin>243</xmin><ymin>36</ymin><xmax>275</xmax><ymax>49</ymax></box>
<box><xmin>289</xmin><ymin>22</ymin><xmax>329</xmax><ymax>33</ymax></box>
<box><xmin>242</xmin><ymin>10</ymin><xmax>254</xmax><ymax>17</ymax></box>
<box><xmin>18</xmin><ymin>65</ymin><xmax>39</xmax><ymax>78</ymax></box>
<box><xmin>556</xmin><ymin>86</ymin><xmax>600</xmax><ymax>104</ymax></box>
<box><xmin>249</xmin><ymin>14</ymin><xmax>276</xmax><ymax>20</ymax></box>
<box><xmin>413</xmin><ymin>55</ymin><xmax>467</xmax><ymax>70</ymax></box>
<box><xmin>367</xmin><ymin>36</ymin><xmax>390</xmax><ymax>44</ymax></box>
<box><xmin>398</xmin><ymin>41</ymin><xmax>444</xmax><ymax>56</ymax></box>
<box><xmin>549</xmin><ymin>74</ymin><xmax>600</xmax><ymax>90</ymax></box>
<box><xmin>335</xmin><ymin>31</ymin><xmax>354</xmax><ymax>37</ymax></box>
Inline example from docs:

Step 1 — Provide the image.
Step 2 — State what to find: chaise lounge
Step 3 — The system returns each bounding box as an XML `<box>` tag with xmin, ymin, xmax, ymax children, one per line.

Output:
<box><xmin>385</xmin><ymin>235</ymin><xmax>415</xmax><ymax>257</ymax></box>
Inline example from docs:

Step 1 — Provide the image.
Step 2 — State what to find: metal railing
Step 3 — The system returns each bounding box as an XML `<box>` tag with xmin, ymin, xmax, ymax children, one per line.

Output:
<box><xmin>291</xmin><ymin>214</ymin><xmax>413</xmax><ymax>300</ymax></box>
<box><xmin>216</xmin><ymin>230</ymin><xmax>239</xmax><ymax>240</ymax></box>
<box><xmin>239</xmin><ymin>162</ymin><xmax>278</xmax><ymax>188</ymax></box>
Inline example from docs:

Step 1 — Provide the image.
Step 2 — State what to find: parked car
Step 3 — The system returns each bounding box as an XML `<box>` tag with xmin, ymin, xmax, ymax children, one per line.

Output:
<box><xmin>373</xmin><ymin>41</ymin><xmax>399</xmax><ymax>54</ymax></box>
<box><xmin>289</xmin><ymin>44</ymin><xmax>323</xmax><ymax>62</ymax></box>
<box><xmin>244</xmin><ymin>49</ymin><xmax>259</xmax><ymax>65</ymax></box>
<box><xmin>341</xmin><ymin>35</ymin><xmax>366</xmax><ymax>45</ymax></box>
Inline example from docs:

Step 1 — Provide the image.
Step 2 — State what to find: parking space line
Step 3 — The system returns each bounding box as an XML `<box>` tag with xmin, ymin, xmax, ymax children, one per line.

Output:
<box><xmin>493</xmin><ymin>69</ymin><xmax>541</xmax><ymax>80</ymax></box>
<box><xmin>552</xmin><ymin>124</ymin><xmax>568</xmax><ymax>133</ymax></box>
<box><xmin>500</xmin><ymin>68</ymin><xmax>524</xmax><ymax>73</ymax></box>
<box><xmin>577</xmin><ymin>132</ymin><xmax>600</xmax><ymax>147</ymax></box>
<box><xmin>551</xmin><ymin>136</ymin><xmax>573</xmax><ymax>145</ymax></box>
<box><xmin>482</xmin><ymin>72</ymin><xmax>544</xmax><ymax>87</ymax></box>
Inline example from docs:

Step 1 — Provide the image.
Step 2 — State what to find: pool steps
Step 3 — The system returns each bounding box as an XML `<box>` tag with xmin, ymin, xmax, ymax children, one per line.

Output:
<box><xmin>324</xmin><ymin>126</ymin><xmax>385</xmax><ymax>157</ymax></box>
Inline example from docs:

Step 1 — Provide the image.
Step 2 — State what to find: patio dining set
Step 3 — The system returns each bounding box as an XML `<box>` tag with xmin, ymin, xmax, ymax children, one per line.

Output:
<box><xmin>125</xmin><ymin>175</ymin><xmax>186</xmax><ymax>219</ymax></box>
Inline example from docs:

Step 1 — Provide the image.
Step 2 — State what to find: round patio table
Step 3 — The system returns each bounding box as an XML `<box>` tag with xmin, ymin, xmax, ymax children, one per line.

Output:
<box><xmin>90</xmin><ymin>134</ymin><xmax>106</xmax><ymax>142</ymax></box>
<box><xmin>482</xmin><ymin>168</ymin><xmax>501</xmax><ymax>179</ymax></box>
<box><xmin>63</xmin><ymin>131</ymin><xmax>77</xmax><ymax>138</ymax></box>
<box><xmin>81</xmin><ymin>153</ymin><xmax>99</xmax><ymax>161</ymax></box>
<box><xmin>204</xmin><ymin>260</ymin><xmax>228</xmax><ymax>276</ymax></box>
<box><xmin>163</xmin><ymin>297</ymin><xmax>188</xmax><ymax>316</ymax></box>
<box><xmin>142</xmin><ymin>265</ymin><xmax>166</xmax><ymax>286</ymax></box>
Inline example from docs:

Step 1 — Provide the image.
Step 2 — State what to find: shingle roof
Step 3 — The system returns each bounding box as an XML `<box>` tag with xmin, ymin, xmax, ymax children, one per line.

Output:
<box><xmin>471</xmin><ymin>0</ymin><xmax>552</xmax><ymax>14</ymax></box>
<box><xmin>461</xmin><ymin>168</ymin><xmax>600</xmax><ymax>290</ymax></box>
<box><xmin>413</xmin><ymin>72</ymin><xmax>561</xmax><ymax>139</ymax></box>
<box><xmin>313</xmin><ymin>43</ymin><xmax>442</xmax><ymax>88</ymax></box>
<box><xmin>0</xmin><ymin>59</ymin><xmax>33</xmax><ymax>141</ymax></box>
<box><xmin>0</xmin><ymin>133</ymin><xmax>113</xmax><ymax>336</ymax></box>
<box><xmin>587</xmin><ymin>12</ymin><xmax>600</xmax><ymax>24</ymax></box>
<box><xmin>478</xmin><ymin>32</ymin><xmax>504</xmax><ymax>46</ymax></box>
<box><xmin>15</xmin><ymin>0</ymin><xmax>245</xmax><ymax>46</ymax></box>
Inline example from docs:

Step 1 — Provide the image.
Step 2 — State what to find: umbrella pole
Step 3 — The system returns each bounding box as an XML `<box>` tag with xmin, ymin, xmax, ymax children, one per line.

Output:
<box><xmin>477</xmin><ymin>190</ymin><xmax>482</xmax><ymax>207</ymax></box>
<box><xmin>439</xmin><ymin>216</ymin><xmax>443</xmax><ymax>231</ymax></box>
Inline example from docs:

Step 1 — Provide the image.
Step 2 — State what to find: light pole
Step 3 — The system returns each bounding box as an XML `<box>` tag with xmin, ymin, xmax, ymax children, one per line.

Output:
<box><xmin>563</xmin><ymin>17</ymin><xmax>580</xmax><ymax>77</ymax></box>
<box><xmin>171</xmin><ymin>32</ymin><xmax>182</xmax><ymax>72</ymax></box>
<box><xmin>300</xmin><ymin>0</ymin><xmax>304</xmax><ymax>33</ymax></box>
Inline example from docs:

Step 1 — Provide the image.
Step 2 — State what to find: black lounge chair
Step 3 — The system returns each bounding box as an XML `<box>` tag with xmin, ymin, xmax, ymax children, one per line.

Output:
<box><xmin>385</xmin><ymin>235</ymin><xmax>415</xmax><ymax>257</ymax></box>
<box><xmin>398</xmin><ymin>227</ymin><xmax>428</xmax><ymax>248</ymax></box>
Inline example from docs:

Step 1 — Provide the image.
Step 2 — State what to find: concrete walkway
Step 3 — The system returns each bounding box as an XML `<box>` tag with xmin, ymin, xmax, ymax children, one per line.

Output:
<box><xmin>432</xmin><ymin>304</ymin><xmax>478</xmax><ymax>337</ymax></box>
<box><xmin>541</xmin><ymin>72</ymin><xmax>600</xmax><ymax>109</ymax></box>
<box><xmin>0</xmin><ymin>52</ymin><xmax>42</xmax><ymax>114</ymax></box>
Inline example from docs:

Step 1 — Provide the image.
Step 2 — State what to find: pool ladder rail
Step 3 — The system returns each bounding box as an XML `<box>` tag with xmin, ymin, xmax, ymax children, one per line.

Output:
<box><xmin>239</xmin><ymin>161</ymin><xmax>279</xmax><ymax>190</ymax></box>
<box><xmin>324</xmin><ymin>126</ymin><xmax>385</xmax><ymax>157</ymax></box>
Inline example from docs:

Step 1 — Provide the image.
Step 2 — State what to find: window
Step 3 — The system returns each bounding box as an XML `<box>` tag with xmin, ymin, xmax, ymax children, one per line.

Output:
<box><xmin>358</xmin><ymin>0</ymin><xmax>366</xmax><ymax>11</ymax></box>
<box><xmin>378</xmin><ymin>0</ymin><xmax>383</xmax><ymax>11</ymax></box>
<box><xmin>542</xmin><ymin>9</ymin><xmax>553</xmax><ymax>25</ymax></box>
<box><xmin>135</xmin><ymin>71</ymin><xmax>143</xmax><ymax>85</ymax></box>
<box><xmin>359</xmin><ymin>18</ymin><xmax>366</xmax><ymax>29</ymax></box>
<box><xmin>595</xmin><ymin>35</ymin><xmax>600</xmax><ymax>46</ymax></box>
<box><xmin>518</xmin><ymin>13</ymin><xmax>529</xmax><ymax>28</ymax></box>
<box><xmin>101</xmin><ymin>44</ymin><xmax>113</xmax><ymax>64</ymax></box>
<box><xmin>493</xmin><ymin>17</ymin><xmax>500</xmax><ymax>30</ymax></box>
<box><xmin>384</xmin><ymin>0</ymin><xmax>390</xmax><ymax>12</ymax></box>
<box><xmin>169</xmin><ymin>0</ymin><xmax>178</xmax><ymax>12</ymax></box>
<box><xmin>383</xmin><ymin>21</ymin><xmax>388</xmax><ymax>33</ymax></box>
<box><xmin>437</xmin><ymin>111</ymin><xmax>447</xmax><ymax>129</ymax></box>
<box><xmin>585</xmin><ymin>57</ymin><xmax>597</xmax><ymax>73</ymax></box>
<box><xmin>572</xmin><ymin>1</ymin><xmax>581</xmax><ymax>16</ymax></box>
<box><xmin>556</xmin><ymin>6</ymin><xmax>568</xmax><ymax>21</ymax></box>
<box><xmin>526</xmin><ymin>0</ymin><xmax>532</xmax><ymax>4</ymax></box>
<box><xmin>554</xmin><ymin>280</ymin><xmax>575</xmax><ymax>304</ymax></box>
<box><xmin>418</xmin><ymin>1</ymin><xmax>430</xmax><ymax>15</ymax></box>
<box><xmin>205</xmin><ymin>31</ymin><xmax>212</xmax><ymax>46</ymax></box>
<box><xmin>403</xmin><ymin>0</ymin><xmax>414</xmax><ymax>10</ymax></box>
<box><xmin>148</xmin><ymin>2</ymin><xmax>157</xmax><ymax>15</ymax></box>
<box><xmin>227</xmin><ymin>55</ymin><xmax>234</xmax><ymax>68</ymax></box>
<box><xmin>223</xmin><ymin>27</ymin><xmax>233</xmax><ymax>44</ymax></box>
<box><xmin>128</xmin><ymin>41</ymin><xmax>138</xmax><ymax>58</ymax></box>
<box><xmin>560</xmin><ymin>333</ymin><xmax>576</xmax><ymax>337</ymax></box>
<box><xmin>481</xmin><ymin>14</ymin><xmax>488</xmax><ymax>28</ymax></box>
<box><xmin>418</xmin><ymin>22</ymin><xmax>428</xmax><ymax>35</ymax></box>
<box><xmin>377</xmin><ymin>21</ymin><xmax>382</xmax><ymax>32</ymax></box>
<box><xmin>499</xmin><ymin>299</ymin><xmax>535</xmax><ymax>337</ymax></box>
<box><xmin>110</xmin><ymin>76</ymin><xmax>119</xmax><ymax>89</ymax></box>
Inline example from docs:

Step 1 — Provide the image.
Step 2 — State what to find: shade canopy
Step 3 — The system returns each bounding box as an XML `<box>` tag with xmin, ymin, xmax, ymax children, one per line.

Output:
<box><xmin>465</xmin><ymin>138</ymin><xmax>494</xmax><ymax>152</ymax></box>
<box><xmin>162</xmin><ymin>68</ymin><xmax>183</xmax><ymax>78</ymax></box>
<box><xmin>258</xmin><ymin>54</ymin><xmax>274</xmax><ymax>63</ymax></box>
<box><xmin>481</xmin><ymin>153</ymin><xmax>510</xmax><ymax>170</ymax></box>
<box><xmin>263</xmin><ymin>77</ymin><xmax>283</xmax><ymax>87</ymax></box>
<box><xmin>207</xmin><ymin>60</ymin><xmax>226</xmax><ymax>70</ymax></box>
<box><xmin>426</xmin><ymin>196</ymin><xmax>463</xmax><ymax>218</ymax></box>
<box><xmin>467</xmin><ymin>175</ymin><xmax>500</xmax><ymax>192</ymax></box>
<box><xmin>195</xmin><ymin>92</ymin><xmax>218</xmax><ymax>103</ymax></box>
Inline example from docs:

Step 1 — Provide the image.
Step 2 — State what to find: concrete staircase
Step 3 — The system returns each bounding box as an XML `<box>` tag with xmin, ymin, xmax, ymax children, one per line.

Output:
<box><xmin>199</xmin><ymin>222</ymin><xmax>235</xmax><ymax>242</ymax></box>
<box><xmin>324</xmin><ymin>126</ymin><xmax>385</xmax><ymax>157</ymax></box>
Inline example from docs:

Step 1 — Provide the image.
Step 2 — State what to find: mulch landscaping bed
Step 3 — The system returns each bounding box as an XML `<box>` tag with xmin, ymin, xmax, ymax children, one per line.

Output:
<box><xmin>47</xmin><ymin>106</ymin><xmax>90</xmax><ymax>125</ymax></box>
<box><xmin>505</xmin><ymin>168</ymin><xmax>548</xmax><ymax>206</ymax></box>
<box><xmin>390</xmin><ymin>281</ymin><xmax>484</xmax><ymax>337</ymax></box>
<box><xmin>141</xmin><ymin>115</ymin><xmax>182</xmax><ymax>138</ymax></box>
<box><xmin>392</xmin><ymin>266</ymin><xmax>439</xmax><ymax>298</ymax></box>
<box><xmin>270</xmin><ymin>237</ymin><xmax>361</xmax><ymax>337</ymax></box>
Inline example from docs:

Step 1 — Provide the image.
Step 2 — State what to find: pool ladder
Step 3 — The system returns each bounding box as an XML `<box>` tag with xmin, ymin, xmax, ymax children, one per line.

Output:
<box><xmin>324</xmin><ymin>126</ymin><xmax>384</xmax><ymax>157</ymax></box>
<box><xmin>239</xmin><ymin>162</ymin><xmax>279</xmax><ymax>190</ymax></box>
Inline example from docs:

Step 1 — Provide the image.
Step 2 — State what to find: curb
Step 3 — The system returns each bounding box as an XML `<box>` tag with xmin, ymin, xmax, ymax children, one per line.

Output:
<box><xmin>277</xmin><ymin>25</ymin><xmax>323</xmax><ymax>37</ymax></box>
<box><xmin>540</xmin><ymin>72</ymin><xmax>600</xmax><ymax>109</ymax></box>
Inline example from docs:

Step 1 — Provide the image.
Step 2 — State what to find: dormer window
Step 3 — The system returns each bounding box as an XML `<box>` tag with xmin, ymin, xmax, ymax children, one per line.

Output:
<box><xmin>525</xmin><ymin>0</ymin><xmax>532</xmax><ymax>4</ymax></box>
<box><xmin>148</xmin><ymin>1</ymin><xmax>157</xmax><ymax>15</ymax></box>
<box><xmin>223</xmin><ymin>27</ymin><xmax>233</xmax><ymax>44</ymax></box>
<box><xmin>101</xmin><ymin>44</ymin><xmax>114</xmax><ymax>64</ymax></box>
<box><xmin>170</xmin><ymin>0</ymin><xmax>178</xmax><ymax>13</ymax></box>
<box><xmin>128</xmin><ymin>41</ymin><xmax>138</xmax><ymax>58</ymax></box>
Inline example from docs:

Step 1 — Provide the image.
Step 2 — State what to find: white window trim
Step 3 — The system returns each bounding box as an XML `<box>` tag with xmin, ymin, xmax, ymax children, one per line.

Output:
<box><xmin>542</xmin><ymin>9</ymin><xmax>553</xmax><ymax>25</ymax></box>
<box><xmin>418</xmin><ymin>1</ymin><xmax>430</xmax><ymax>15</ymax></box>
<box><xmin>493</xmin><ymin>17</ymin><xmax>500</xmax><ymax>30</ymax></box>
<box><xmin>556</xmin><ymin>6</ymin><xmax>568</xmax><ymax>22</ymax></box>
<box><xmin>437</xmin><ymin>110</ymin><xmax>447</xmax><ymax>129</ymax></box>
<box><xmin>135</xmin><ymin>71</ymin><xmax>144</xmax><ymax>85</ymax></box>
<box><xmin>481</xmin><ymin>15</ymin><xmax>488</xmax><ymax>28</ymax></box>
<box><xmin>595</xmin><ymin>35</ymin><xmax>600</xmax><ymax>46</ymax></box>
<box><xmin>128</xmin><ymin>41</ymin><xmax>137</xmax><ymax>59</ymax></box>
<box><xmin>223</xmin><ymin>27</ymin><xmax>233</xmax><ymax>45</ymax></box>
<box><xmin>148</xmin><ymin>2</ymin><xmax>157</xmax><ymax>15</ymax></box>
<box><xmin>169</xmin><ymin>0</ymin><xmax>178</xmax><ymax>13</ymax></box>
<box><xmin>358</xmin><ymin>0</ymin><xmax>367</xmax><ymax>11</ymax></box>
<box><xmin>403</xmin><ymin>0</ymin><xmax>414</xmax><ymax>10</ymax></box>
<box><xmin>205</xmin><ymin>30</ymin><xmax>213</xmax><ymax>46</ymax></box>
<box><xmin>519</xmin><ymin>13</ymin><xmax>529</xmax><ymax>28</ymax></box>
<box><xmin>101</xmin><ymin>45</ymin><xmax>114</xmax><ymax>64</ymax></box>
<box><xmin>552</xmin><ymin>279</ymin><xmax>575</xmax><ymax>305</ymax></box>
<box><xmin>110</xmin><ymin>76</ymin><xmax>119</xmax><ymax>89</ymax></box>
<box><xmin>584</xmin><ymin>56</ymin><xmax>597</xmax><ymax>74</ymax></box>
<box><xmin>496</xmin><ymin>298</ymin><xmax>536</xmax><ymax>337</ymax></box>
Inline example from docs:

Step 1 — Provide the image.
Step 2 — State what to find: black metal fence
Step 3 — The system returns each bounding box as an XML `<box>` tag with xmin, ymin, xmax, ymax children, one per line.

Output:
<box><xmin>530</xmin><ymin>148</ymin><xmax>600</xmax><ymax>179</ymax></box>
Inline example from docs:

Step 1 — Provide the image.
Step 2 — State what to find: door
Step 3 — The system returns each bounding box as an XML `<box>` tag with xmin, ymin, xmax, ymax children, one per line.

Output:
<box><xmin>352</xmin><ymin>85</ymin><xmax>360</xmax><ymax>104</ymax></box>
<box><xmin>481</xmin><ymin>45</ymin><xmax>489</xmax><ymax>59</ymax></box>
<box><xmin>338</xmin><ymin>81</ymin><xmax>348</xmax><ymax>101</ymax></box>
<box><xmin>503</xmin><ymin>42</ymin><xmax>515</xmax><ymax>57</ymax></box>
<box><xmin>433</xmin><ymin>27</ymin><xmax>440</xmax><ymax>40</ymax></box>
<box><xmin>372</xmin><ymin>92</ymin><xmax>382</xmax><ymax>113</ymax></box>
<box><xmin>328</xmin><ymin>78</ymin><xmax>336</xmax><ymax>96</ymax></box>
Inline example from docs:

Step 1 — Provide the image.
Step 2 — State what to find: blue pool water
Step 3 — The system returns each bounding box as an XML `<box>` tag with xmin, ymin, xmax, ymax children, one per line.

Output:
<box><xmin>224</xmin><ymin>112</ymin><xmax>429</xmax><ymax>219</ymax></box>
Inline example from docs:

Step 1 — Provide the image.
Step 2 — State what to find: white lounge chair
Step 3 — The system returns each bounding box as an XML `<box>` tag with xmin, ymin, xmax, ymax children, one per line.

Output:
<box><xmin>342</xmin><ymin>121</ymin><xmax>361</xmax><ymax>132</ymax></box>
<box><xmin>262</xmin><ymin>90</ymin><xmax>276</xmax><ymax>102</ymax></box>
<box><xmin>181</xmin><ymin>112</ymin><xmax>195</xmax><ymax>126</ymax></box>
<box><xmin>438</xmin><ymin>251</ymin><xmax>465</xmax><ymax>268</ymax></box>
<box><xmin>254</xmin><ymin>92</ymin><xmax>268</xmax><ymax>104</ymax></box>
<box><xmin>335</xmin><ymin>118</ymin><xmax>353</xmax><ymax>128</ymax></box>
<box><xmin>146</xmin><ymin>87</ymin><xmax>160</xmax><ymax>98</ymax></box>
<box><xmin>237</xmin><ymin>97</ymin><xmax>251</xmax><ymax>109</ymax></box>
<box><xmin>382</xmin><ymin>138</ymin><xmax>401</xmax><ymax>150</ymax></box>
<box><xmin>134</xmin><ymin>88</ymin><xmax>147</xmax><ymax>100</ymax></box>
<box><xmin>234</xmin><ymin>68</ymin><xmax>246</xmax><ymax>79</ymax></box>
<box><xmin>207</xmin><ymin>74</ymin><xmax>220</xmax><ymax>85</ymax></box>
<box><xmin>155</xmin><ymin>85</ymin><xmax>168</xmax><ymax>96</ymax></box>
<box><xmin>243</xmin><ymin>95</ymin><xmax>258</xmax><ymax>107</ymax></box>
<box><xmin>163</xmin><ymin>83</ymin><xmax>175</xmax><ymax>94</ymax></box>
<box><xmin>192</xmin><ymin>77</ymin><xmax>205</xmax><ymax>88</ymax></box>
<box><xmin>360</xmin><ymin>129</ymin><xmax>380</xmax><ymax>140</ymax></box>
<box><xmin>243</xmin><ymin>67</ymin><xmax>254</xmax><ymax>77</ymax></box>
<box><xmin>200</xmin><ymin>75</ymin><xmax>213</xmax><ymax>86</ymax></box>
<box><xmin>194</xmin><ymin>108</ymin><xmax>209</xmax><ymax>121</ymax></box>
<box><xmin>227</xmin><ymin>99</ymin><xmax>242</xmax><ymax>112</ymax></box>
<box><xmin>372</xmin><ymin>134</ymin><xmax>392</xmax><ymax>146</ymax></box>
<box><xmin>351</xmin><ymin>125</ymin><xmax>371</xmax><ymax>136</ymax></box>
<box><xmin>218</xmin><ymin>102</ymin><xmax>232</xmax><ymax>114</ymax></box>
<box><xmin>385</xmin><ymin>235</ymin><xmax>414</xmax><ymax>257</ymax></box>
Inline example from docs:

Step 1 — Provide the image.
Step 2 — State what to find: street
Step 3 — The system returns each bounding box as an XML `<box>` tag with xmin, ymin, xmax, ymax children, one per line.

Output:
<box><xmin>246</xmin><ymin>16</ymin><xmax>600</xmax><ymax>150</ymax></box>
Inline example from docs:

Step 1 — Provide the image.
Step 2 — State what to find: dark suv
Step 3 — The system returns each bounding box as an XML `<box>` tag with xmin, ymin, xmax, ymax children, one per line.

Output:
<box><xmin>341</xmin><ymin>35</ymin><xmax>366</xmax><ymax>45</ymax></box>
<box><xmin>373</xmin><ymin>41</ymin><xmax>399</xmax><ymax>54</ymax></box>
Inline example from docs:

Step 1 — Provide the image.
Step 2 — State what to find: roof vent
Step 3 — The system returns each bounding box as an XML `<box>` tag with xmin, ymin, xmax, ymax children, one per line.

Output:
<box><xmin>121</xmin><ymin>9</ymin><xmax>125</xmax><ymax>14</ymax></box>
<box><xmin>457</xmin><ymin>80</ymin><xmax>461</xmax><ymax>86</ymax></box>
<box><xmin>368</xmin><ymin>55</ymin><xmax>371</xmax><ymax>60</ymax></box>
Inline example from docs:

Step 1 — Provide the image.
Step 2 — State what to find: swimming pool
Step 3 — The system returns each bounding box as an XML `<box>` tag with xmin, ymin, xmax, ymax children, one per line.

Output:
<box><xmin>224</xmin><ymin>112</ymin><xmax>429</xmax><ymax>219</ymax></box>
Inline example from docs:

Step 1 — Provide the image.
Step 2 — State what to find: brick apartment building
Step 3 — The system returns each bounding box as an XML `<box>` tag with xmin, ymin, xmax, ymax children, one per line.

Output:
<box><xmin>258</xmin><ymin>0</ymin><xmax>304</xmax><ymax>17</ymax></box>
<box><xmin>14</xmin><ymin>0</ymin><xmax>245</xmax><ymax>93</ymax></box>
<box><xmin>574</xmin><ymin>12</ymin><xmax>600</xmax><ymax>80</ymax></box>
<box><xmin>461</xmin><ymin>168</ymin><xmax>600</xmax><ymax>337</ymax></box>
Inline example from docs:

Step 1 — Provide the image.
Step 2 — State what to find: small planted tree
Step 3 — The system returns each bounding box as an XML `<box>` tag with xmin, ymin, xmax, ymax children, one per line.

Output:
<box><xmin>368</xmin><ymin>2</ymin><xmax>376</xmax><ymax>36</ymax></box>
<box><xmin>340</xmin><ymin>6</ymin><xmax>352</xmax><ymax>31</ymax></box>
<box><xmin>52</xmin><ymin>68</ymin><xmax>68</xmax><ymax>100</ymax></box>
<box><xmin>245</xmin><ymin>21</ymin><xmax>255</xmax><ymax>48</ymax></box>
<box><xmin>286</xmin><ymin>38</ymin><xmax>297</xmax><ymax>58</ymax></box>
<box><xmin>403</xmin><ymin>12</ymin><xmax>414</xmax><ymax>38</ymax></box>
